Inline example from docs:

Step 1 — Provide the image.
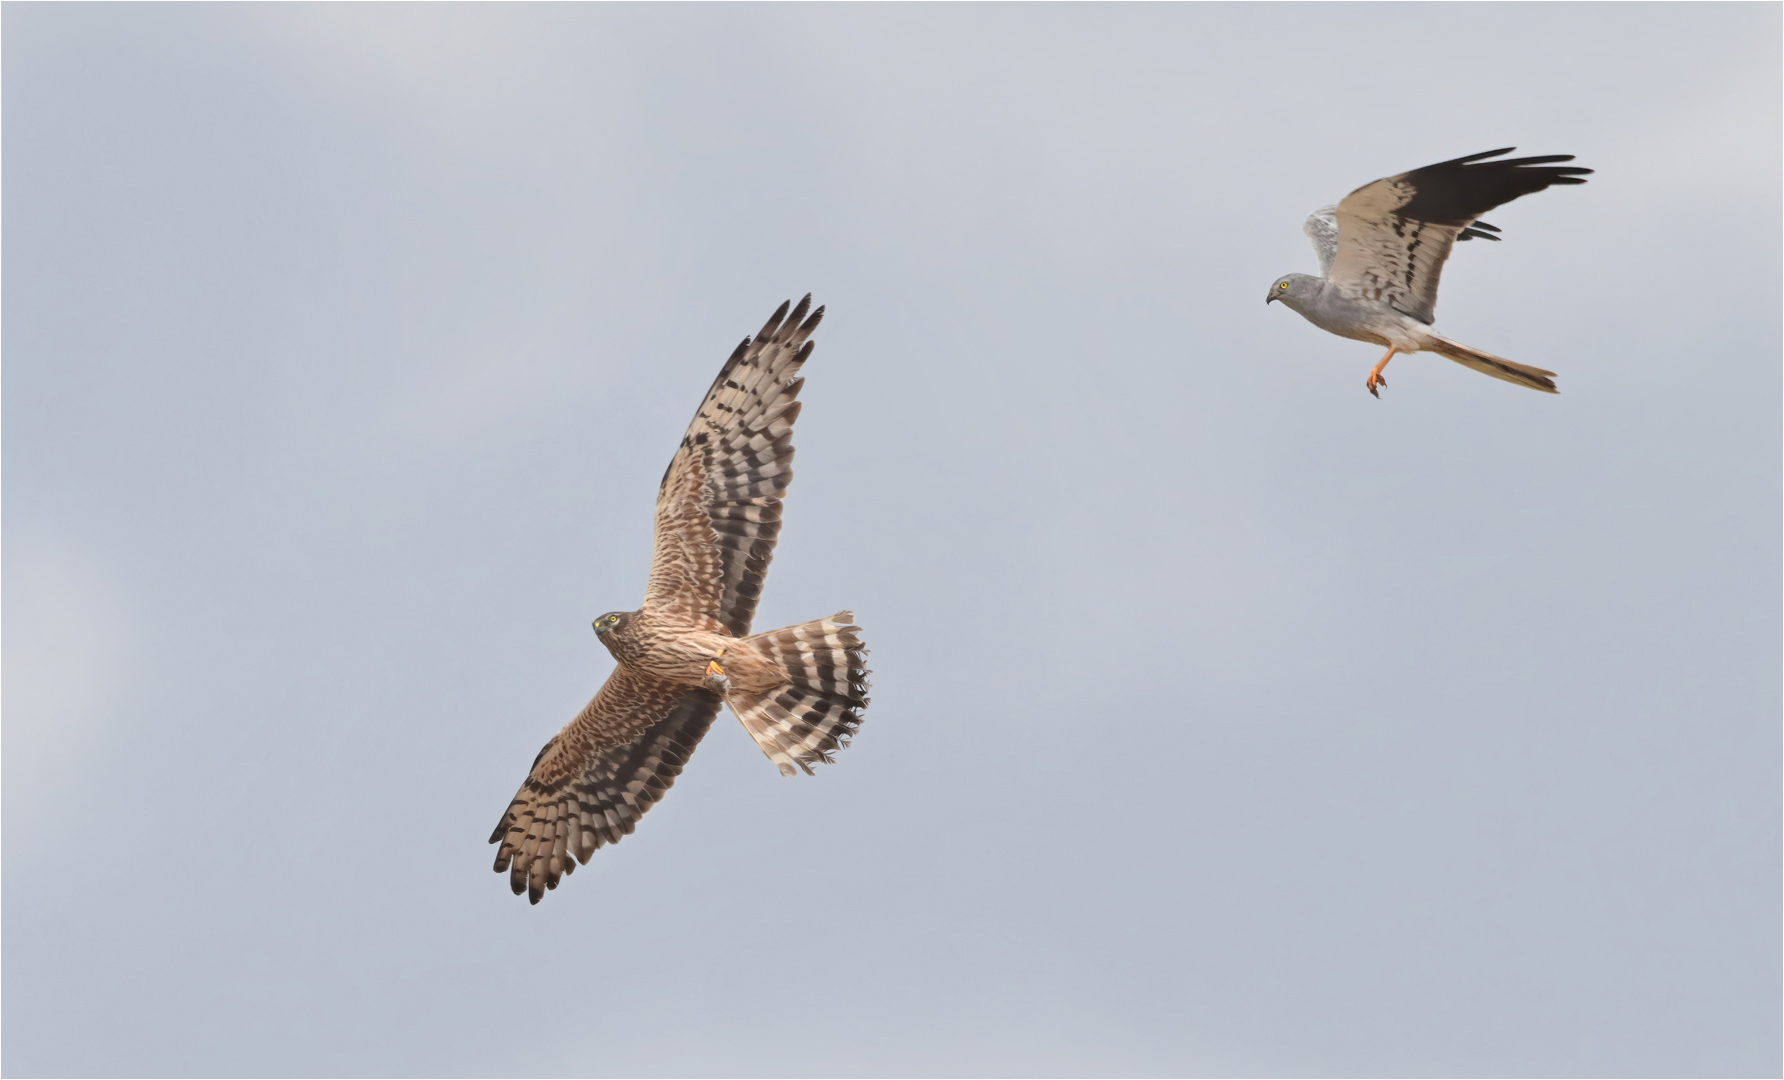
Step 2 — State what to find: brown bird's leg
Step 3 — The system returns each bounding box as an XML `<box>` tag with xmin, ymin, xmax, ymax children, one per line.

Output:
<box><xmin>1367</xmin><ymin>348</ymin><xmax>1396</xmax><ymax>398</ymax></box>
<box><xmin>702</xmin><ymin>648</ymin><xmax>730</xmax><ymax>694</ymax></box>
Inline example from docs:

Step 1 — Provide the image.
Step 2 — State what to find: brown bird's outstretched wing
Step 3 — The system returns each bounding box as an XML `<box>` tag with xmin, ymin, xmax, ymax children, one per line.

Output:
<box><xmin>642</xmin><ymin>296</ymin><xmax>823</xmax><ymax>637</ymax></box>
<box><xmin>1329</xmin><ymin>148</ymin><xmax>1591</xmax><ymax>325</ymax></box>
<box><xmin>489</xmin><ymin>670</ymin><xmax>722</xmax><ymax>904</ymax></box>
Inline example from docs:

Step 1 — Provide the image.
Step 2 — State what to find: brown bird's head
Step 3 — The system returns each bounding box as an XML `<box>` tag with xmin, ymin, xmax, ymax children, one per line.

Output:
<box><xmin>592</xmin><ymin>610</ymin><xmax>642</xmax><ymax>660</ymax></box>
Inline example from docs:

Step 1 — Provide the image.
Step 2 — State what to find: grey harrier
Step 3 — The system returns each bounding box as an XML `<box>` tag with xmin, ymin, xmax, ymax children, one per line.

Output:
<box><xmin>491</xmin><ymin>296</ymin><xmax>870</xmax><ymax>903</ymax></box>
<box><xmin>1267</xmin><ymin>148</ymin><xmax>1591</xmax><ymax>397</ymax></box>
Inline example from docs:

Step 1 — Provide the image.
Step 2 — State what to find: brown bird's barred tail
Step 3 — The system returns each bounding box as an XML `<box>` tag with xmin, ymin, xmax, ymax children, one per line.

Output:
<box><xmin>729</xmin><ymin>612</ymin><xmax>870</xmax><ymax>776</ymax></box>
<box><xmin>1427</xmin><ymin>334</ymin><xmax>1560</xmax><ymax>394</ymax></box>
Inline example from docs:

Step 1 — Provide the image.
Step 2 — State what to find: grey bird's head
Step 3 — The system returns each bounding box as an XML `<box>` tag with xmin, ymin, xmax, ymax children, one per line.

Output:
<box><xmin>1266</xmin><ymin>273</ymin><xmax>1321</xmax><ymax>313</ymax></box>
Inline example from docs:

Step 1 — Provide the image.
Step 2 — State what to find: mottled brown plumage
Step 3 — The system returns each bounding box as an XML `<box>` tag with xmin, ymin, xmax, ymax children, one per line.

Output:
<box><xmin>490</xmin><ymin>296</ymin><xmax>871</xmax><ymax>904</ymax></box>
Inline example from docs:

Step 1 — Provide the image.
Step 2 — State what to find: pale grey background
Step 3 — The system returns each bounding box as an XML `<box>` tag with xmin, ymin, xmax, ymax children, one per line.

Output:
<box><xmin>4</xmin><ymin>4</ymin><xmax>1779</xmax><ymax>1077</ymax></box>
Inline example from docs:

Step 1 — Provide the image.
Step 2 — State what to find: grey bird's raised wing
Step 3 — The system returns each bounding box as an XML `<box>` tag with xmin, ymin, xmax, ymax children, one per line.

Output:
<box><xmin>490</xmin><ymin>672</ymin><xmax>722</xmax><ymax>904</ymax></box>
<box><xmin>1308</xmin><ymin>204</ymin><xmax>1501</xmax><ymax>279</ymax></box>
<box><xmin>1327</xmin><ymin>148</ymin><xmax>1590</xmax><ymax>323</ymax></box>
<box><xmin>1304</xmin><ymin>205</ymin><xmax>1340</xmax><ymax>277</ymax></box>
<box><xmin>643</xmin><ymin>296</ymin><xmax>822</xmax><ymax>637</ymax></box>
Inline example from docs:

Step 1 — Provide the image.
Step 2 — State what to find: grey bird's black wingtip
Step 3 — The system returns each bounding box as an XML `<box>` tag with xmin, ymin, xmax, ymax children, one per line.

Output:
<box><xmin>1448</xmin><ymin>147</ymin><xmax>1594</xmax><ymax>182</ymax></box>
<box><xmin>1397</xmin><ymin>148</ymin><xmax>1594</xmax><ymax>227</ymax></box>
<box><xmin>1435</xmin><ymin>147</ymin><xmax>1591</xmax><ymax>173</ymax></box>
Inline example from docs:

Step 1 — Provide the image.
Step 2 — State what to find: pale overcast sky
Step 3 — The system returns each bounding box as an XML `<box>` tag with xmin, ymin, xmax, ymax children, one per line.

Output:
<box><xmin>4</xmin><ymin>4</ymin><xmax>1779</xmax><ymax>1077</ymax></box>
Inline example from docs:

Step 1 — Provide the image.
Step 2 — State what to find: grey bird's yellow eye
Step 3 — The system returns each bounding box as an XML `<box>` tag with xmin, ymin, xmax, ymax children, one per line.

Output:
<box><xmin>1279</xmin><ymin>282</ymin><xmax>1288</xmax><ymax>289</ymax></box>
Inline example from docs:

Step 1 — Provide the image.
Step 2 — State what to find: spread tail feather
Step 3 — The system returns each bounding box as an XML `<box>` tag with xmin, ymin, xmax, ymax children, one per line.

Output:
<box><xmin>728</xmin><ymin>612</ymin><xmax>870</xmax><ymax>776</ymax></box>
<box><xmin>1427</xmin><ymin>335</ymin><xmax>1559</xmax><ymax>394</ymax></box>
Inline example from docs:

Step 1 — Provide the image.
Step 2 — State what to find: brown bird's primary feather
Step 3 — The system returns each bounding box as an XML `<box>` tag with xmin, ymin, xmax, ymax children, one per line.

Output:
<box><xmin>489</xmin><ymin>296</ymin><xmax>869</xmax><ymax>904</ymax></box>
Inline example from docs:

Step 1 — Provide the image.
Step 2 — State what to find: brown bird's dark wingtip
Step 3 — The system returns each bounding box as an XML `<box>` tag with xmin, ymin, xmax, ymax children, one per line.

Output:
<box><xmin>785</xmin><ymin>294</ymin><xmax>812</xmax><ymax>330</ymax></box>
<box><xmin>756</xmin><ymin>299</ymin><xmax>793</xmax><ymax>343</ymax></box>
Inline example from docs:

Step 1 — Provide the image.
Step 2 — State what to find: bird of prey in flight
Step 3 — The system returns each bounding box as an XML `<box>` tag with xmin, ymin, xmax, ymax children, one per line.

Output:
<box><xmin>1267</xmin><ymin>148</ymin><xmax>1591</xmax><ymax>397</ymax></box>
<box><xmin>491</xmin><ymin>296</ymin><xmax>870</xmax><ymax>904</ymax></box>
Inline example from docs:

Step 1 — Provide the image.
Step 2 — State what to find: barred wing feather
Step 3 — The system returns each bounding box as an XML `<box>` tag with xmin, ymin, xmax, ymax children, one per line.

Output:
<box><xmin>643</xmin><ymin>296</ymin><xmax>824</xmax><ymax>636</ymax></box>
<box><xmin>489</xmin><ymin>672</ymin><xmax>722</xmax><ymax>904</ymax></box>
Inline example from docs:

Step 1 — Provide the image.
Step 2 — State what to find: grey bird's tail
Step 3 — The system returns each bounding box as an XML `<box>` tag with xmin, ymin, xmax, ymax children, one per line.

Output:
<box><xmin>1427</xmin><ymin>334</ymin><xmax>1559</xmax><ymax>394</ymax></box>
<box><xmin>728</xmin><ymin>612</ymin><xmax>870</xmax><ymax>776</ymax></box>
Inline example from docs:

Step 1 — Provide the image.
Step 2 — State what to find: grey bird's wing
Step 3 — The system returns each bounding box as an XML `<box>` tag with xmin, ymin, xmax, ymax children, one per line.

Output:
<box><xmin>1328</xmin><ymin>148</ymin><xmax>1590</xmax><ymax>324</ymax></box>
<box><xmin>643</xmin><ymin>296</ymin><xmax>823</xmax><ymax>637</ymax></box>
<box><xmin>1308</xmin><ymin>204</ymin><xmax>1501</xmax><ymax>279</ymax></box>
<box><xmin>1304</xmin><ymin>205</ymin><xmax>1340</xmax><ymax>277</ymax></box>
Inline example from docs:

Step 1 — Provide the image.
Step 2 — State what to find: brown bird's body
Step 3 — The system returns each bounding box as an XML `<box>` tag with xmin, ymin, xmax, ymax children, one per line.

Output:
<box><xmin>592</xmin><ymin>610</ymin><xmax>763</xmax><ymax>689</ymax></box>
<box><xmin>490</xmin><ymin>296</ymin><xmax>870</xmax><ymax>903</ymax></box>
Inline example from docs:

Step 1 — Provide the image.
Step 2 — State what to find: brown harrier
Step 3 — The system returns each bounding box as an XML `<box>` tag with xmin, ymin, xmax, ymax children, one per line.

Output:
<box><xmin>491</xmin><ymin>296</ymin><xmax>870</xmax><ymax>903</ymax></box>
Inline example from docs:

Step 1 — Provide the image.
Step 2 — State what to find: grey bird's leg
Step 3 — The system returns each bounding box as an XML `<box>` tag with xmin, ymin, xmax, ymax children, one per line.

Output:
<box><xmin>1367</xmin><ymin>348</ymin><xmax>1396</xmax><ymax>398</ymax></box>
<box><xmin>702</xmin><ymin>648</ymin><xmax>731</xmax><ymax>695</ymax></box>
